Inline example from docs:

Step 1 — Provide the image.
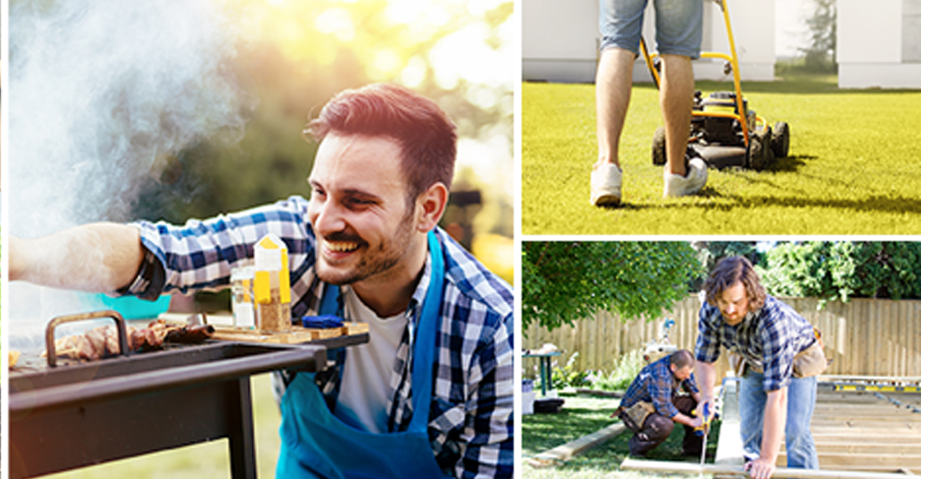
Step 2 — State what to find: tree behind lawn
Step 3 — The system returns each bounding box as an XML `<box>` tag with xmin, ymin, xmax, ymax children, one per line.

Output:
<box><xmin>522</xmin><ymin>242</ymin><xmax>703</xmax><ymax>331</ymax></box>
<box><xmin>758</xmin><ymin>241</ymin><xmax>920</xmax><ymax>303</ymax></box>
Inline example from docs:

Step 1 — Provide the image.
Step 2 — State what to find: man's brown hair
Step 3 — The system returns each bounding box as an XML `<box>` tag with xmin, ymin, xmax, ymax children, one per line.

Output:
<box><xmin>304</xmin><ymin>83</ymin><xmax>458</xmax><ymax>206</ymax></box>
<box><xmin>702</xmin><ymin>256</ymin><xmax>767</xmax><ymax>312</ymax></box>
<box><xmin>671</xmin><ymin>349</ymin><xmax>695</xmax><ymax>370</ymax></box>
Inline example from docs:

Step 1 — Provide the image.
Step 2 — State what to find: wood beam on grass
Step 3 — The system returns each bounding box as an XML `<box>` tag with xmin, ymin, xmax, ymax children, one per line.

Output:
<box><xmin>617</xmin><ymin>458</ymin><xmax>917</xmax><ymax>479</ymax></box>
<box><xmin>531</xmin><ymin>421</ymin><xmax>628</xmax><ymax>464</ymax></box>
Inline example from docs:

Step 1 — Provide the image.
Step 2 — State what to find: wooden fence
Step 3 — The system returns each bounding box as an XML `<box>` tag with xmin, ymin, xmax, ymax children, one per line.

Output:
<box><xmin>522</xmin><ymin>295</ymin><xmax>921</xmax><ymax>380</ymax></box>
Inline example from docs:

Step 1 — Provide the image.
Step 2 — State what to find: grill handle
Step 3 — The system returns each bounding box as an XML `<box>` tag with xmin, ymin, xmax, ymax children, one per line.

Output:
<box><xmin>46</xmin><ymin>310</ymin><xmax>131</xmax><ymax>368</ymax></box>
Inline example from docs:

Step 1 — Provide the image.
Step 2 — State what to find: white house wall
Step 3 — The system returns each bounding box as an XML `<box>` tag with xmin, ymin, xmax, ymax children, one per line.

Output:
<box><xmin>522</xmin><ymin>0</ymin><xmax>776</xmax><ymax>83</ymax></box>
<box><xmin>522</xmin><ymin>0</ymin><xmax>600</xmax><ymax>83</ymax></box>
<box><xmin>837</xmin><ymin>0</ymin><xmax>920</xmax><ymax>89</ymax></box>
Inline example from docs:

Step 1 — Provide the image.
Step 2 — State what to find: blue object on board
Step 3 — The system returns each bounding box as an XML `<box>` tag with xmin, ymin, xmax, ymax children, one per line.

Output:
<box><xmin>301</xmin><ymin>315</ymin><xmax>345</xmax><ymax>329</ymax></box>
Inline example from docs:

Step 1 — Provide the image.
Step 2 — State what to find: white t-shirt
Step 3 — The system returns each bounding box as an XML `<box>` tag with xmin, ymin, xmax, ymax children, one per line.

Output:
<box><xmin>334</xmin><ymin>286</ymin><xmax>408</xmax><ymax>433</ymax></box>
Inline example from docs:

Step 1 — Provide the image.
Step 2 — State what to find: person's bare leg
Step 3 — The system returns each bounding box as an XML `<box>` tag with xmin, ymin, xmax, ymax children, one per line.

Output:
<box><xmin>595</xmin><ymin>47</ymin><xmax>636</xmax><ymax>169</ymax></box>
<box><xmin>658</xmin><ymin>53</ymin><xmax>693</xmax><ymax>176</ymax></box>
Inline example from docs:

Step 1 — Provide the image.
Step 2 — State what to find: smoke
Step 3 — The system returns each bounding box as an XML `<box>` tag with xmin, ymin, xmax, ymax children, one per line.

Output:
<box><xmin>9</xmin><ymin>0</ymin><xmax>254</xmax><ymax>342</ymax></box>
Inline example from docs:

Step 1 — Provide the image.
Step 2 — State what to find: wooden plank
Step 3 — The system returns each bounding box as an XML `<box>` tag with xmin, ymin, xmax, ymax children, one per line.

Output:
<box><xmin>778</xmin><ymin>452</ymin><xmax>921</xmax><ymax>468</ymax></box>
<box><xmin>532</xmin><ymin>421</ymin><xmax>628</xmax><ymax>463</ymax></box>
<box><xmin>211</xmin><ymin>323</ymin><xmax>367</xmax><ymax>344</ymax></box>
<box><xmin>807</xmin><ymin>434</ymin><xmax>919</xmax><ymax>445</ymax></box>
<box><xmin>713</xmin><ymin>378</ymin><xmax>743</xmax><ymax>466</ymax></box>
<box><xmin>809</xmin><ymin>419</ymin><xmax>920</xmax><ymax>429</ymax></box>
<box><xmin>811</xmin><ymin>430</ymin><xmax>921</xmax><ymax>438</ymax></box>
<box><xmin>618</xmin><ymin>458</ymin><xmax>917</xmax><ymax>479</ymax></box>
<box><xmin>811</xmin><ymin>429</ymin><xmax>922</xmax><ymax>438</ymax></box>
<box><xmin>806</xmin><ymin>443</ymin><xmax>920</xmax><ymax>455</ymax></box>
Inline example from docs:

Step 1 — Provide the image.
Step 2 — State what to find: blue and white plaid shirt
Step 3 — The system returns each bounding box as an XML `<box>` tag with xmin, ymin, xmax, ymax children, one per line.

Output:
<box><xmin>619</xmin><ymin>354</ymin><xmax>699</xmax><ymax>419</ymax></box>
<box><xmin>123</xmin><ymin>196</ymin><xmax>514</xmax><ymax>479</ymax></box>
<box><xmin>695</xmin><ymin>295</ymin><xmax>817</xmax><ymax>392</ymax></box>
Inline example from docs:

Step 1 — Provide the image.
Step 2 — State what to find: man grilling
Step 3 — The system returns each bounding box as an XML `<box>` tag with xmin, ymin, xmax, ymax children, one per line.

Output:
<box><xmin>611</xmin><ymin>349</ymin><xmax>704</xmax><ymax>458</ymax></box>
<box><xmin>10</xmin><ymin>83</ymin><xmax>514</xmax><ymax>479</ymax></box>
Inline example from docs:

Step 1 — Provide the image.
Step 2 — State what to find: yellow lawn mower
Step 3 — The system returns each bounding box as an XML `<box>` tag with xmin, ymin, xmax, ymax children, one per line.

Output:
<box><xmin>643</xmin><ymin>0</ymin><xmax>790</xmax><ymax>170</ymax></box>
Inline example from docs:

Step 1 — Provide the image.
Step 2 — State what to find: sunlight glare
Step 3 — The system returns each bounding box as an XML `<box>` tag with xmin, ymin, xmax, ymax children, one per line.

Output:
<box><xmin>315</xmin><ymin>7</ymin><xmax>356</xmax><ymax>42</ymax></box>
<box><xmin>369</xmin><ymin>49</ymin><xmax>402</xmax><ymax>78</ymax></box>
<box><xmin>400</xmin><ymin>57</ymin><xmax>428</xmax><ymax>88</ymax></box>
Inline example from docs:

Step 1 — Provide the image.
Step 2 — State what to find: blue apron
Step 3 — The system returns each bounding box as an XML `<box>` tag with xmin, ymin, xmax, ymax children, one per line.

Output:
<box><xmin>276</xmin><ymin>232</ymin><xmax>451</xmax><ymax>479</ymax></box>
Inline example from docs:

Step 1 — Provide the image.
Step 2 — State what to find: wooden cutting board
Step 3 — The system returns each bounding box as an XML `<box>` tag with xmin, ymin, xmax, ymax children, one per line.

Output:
<box><xmin>157</xmin><ymin>312</ymin><xmax>369</xmax><ymax>344</ymax></box>
<box><xmin>211</xmin><ymin>323</ymin><xmax>369</xmax><ymax>344</ymax></box>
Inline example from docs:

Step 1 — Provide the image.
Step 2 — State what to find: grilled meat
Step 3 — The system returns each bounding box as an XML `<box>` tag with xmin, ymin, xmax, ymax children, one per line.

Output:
<box><xmin>47</xmin><ymin>320</ymin><xmax>214</xmax><ymax>361</ymax></box>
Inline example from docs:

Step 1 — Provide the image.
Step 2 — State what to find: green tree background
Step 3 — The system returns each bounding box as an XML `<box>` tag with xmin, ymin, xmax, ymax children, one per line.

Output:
<box><xmin>757</xmin><ymin>242</ymin><xmax>920</xmax><ymax>303</ymax></box>
<box><xmin>522</xmin><ymin>242</ymin><xmax>704</xmax><ymax>331</ymax></box>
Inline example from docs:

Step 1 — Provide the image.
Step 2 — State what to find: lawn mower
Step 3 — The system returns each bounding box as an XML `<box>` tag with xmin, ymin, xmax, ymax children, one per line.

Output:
<box><xmin>641</xmin><ymin>0</ymin><xmax>790</xmax><ymax>170</ymax></box>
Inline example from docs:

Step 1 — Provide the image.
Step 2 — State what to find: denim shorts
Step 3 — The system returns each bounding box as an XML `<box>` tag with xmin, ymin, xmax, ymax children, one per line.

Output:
<box><xmin>599</xmin><ymin>0</ymin><xmax>703</xmax><ymax>58</ymax></box>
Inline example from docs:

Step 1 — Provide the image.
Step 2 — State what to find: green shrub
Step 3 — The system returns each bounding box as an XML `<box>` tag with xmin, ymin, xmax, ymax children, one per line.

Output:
<box><xmin>587</xmin><ymin>350</ymin><xmax>644</xmax><ymax>392</ymax></box>
<box><xmin>547</xmin><ymin>352</ymin><xmax>590</xmax><ymax>390</ymax></box>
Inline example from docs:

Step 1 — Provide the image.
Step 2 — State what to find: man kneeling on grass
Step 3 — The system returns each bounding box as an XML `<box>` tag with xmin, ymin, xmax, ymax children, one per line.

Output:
<box><xmin>610</xmin><ymin>349</ymin><xmax>704</xmax><ymax>458</ymax></box>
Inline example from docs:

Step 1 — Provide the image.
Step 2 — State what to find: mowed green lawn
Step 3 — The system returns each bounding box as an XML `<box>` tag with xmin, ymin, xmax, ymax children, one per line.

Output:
<box><xmin>521</xmin><ymin>76</ymin><xmax>920</xmax><ymax>235</ymax></box>
<box><xmin>45</xmin><ymin>374</ymin><xmax>282</xmax><ymax>479</ymax></box>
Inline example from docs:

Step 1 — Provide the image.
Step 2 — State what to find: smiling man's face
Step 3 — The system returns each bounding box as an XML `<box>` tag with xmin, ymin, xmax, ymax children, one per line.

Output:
<box><xmin>307</xmin><ymin>133</ymin><xmax>419</xmax><ymax>287</ymax></box>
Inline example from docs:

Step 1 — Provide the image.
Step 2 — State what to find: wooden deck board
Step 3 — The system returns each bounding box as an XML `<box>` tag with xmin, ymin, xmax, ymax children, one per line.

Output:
<box><xmin>715</xmin><ymin>382</ymin><xmax>920</xmax><ymax>476</ymax></box>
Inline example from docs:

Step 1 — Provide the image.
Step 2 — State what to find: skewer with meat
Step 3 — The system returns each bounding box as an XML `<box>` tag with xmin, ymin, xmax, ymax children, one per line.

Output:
<box><xmin>46</xmin><ymin>320</ymin><xmax>214</xmax><ymax>361</ymax></box>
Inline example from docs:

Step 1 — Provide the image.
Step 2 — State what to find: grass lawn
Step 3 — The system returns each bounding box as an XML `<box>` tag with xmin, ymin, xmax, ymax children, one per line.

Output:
<box><xmin>46</xmin><ymin>374</ymin><xmax>282</xmax><ymax>479</ymax></box>
<box><xmin>521</xmin><ymin>75</ymin><xmax>920</xmax><ymax>234</ymax></box>
<box><xmin>521</xmin><ymin>394</ymin><xmax>719</xmax><ymax>479</ymax></box>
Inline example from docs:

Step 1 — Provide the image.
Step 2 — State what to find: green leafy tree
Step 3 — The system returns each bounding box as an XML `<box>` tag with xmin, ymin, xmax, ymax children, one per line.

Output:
<box><xmin>690</xmin><ymin>241</ymin><xmax>760</xmax><ymax>291</ymax></box>
<box><xmin>758</xmin><ymin>242</ymin><xmax>920</xmax><ymax>303</ymax></box>
<box><xmin>800</xmin><ymin>0</ymin><xmax>837</xmax><ymax>72</ymax></box>
<box><xmin>522</xmin><ymin>242</ymin><xmax>703</xmax><ymax>331</ymax></box>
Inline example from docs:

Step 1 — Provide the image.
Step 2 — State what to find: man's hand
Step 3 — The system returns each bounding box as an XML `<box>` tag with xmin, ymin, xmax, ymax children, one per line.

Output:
<box><xmin>696</xmin><ymin>396</ymin><xmax>715</xmax><ymax>422</ymax></box>
<box><xmin>689</xmin><ymin>414</ymin><xmax>704</xmax><ymax>429</ymax></box>
<box><xmin>745</xmin><ymin>457</ymin><xmax>776</xmax><ymax>479</ymax></box>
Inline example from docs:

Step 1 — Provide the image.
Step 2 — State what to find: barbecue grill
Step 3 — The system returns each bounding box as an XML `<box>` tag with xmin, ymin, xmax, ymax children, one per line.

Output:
<box><xmin>10</xmin><ymin>310</ymin><xmax>369</xmax><ymax>479</ymax></box>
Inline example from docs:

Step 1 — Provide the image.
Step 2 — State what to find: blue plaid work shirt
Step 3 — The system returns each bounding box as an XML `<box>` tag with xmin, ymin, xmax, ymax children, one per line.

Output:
<box><xmin>122</xmin><ymin>196</ymin><xmax>515</xmax><ymax>479</ymax></box>
<box><xmin>619</xmin><ymin>355</ymin><xmax>699</xmax><ymax>419</ymax></box>
<box><xmin>695</xmin><ymin>295</ymin><xmax>817</xmax><ymax>392</ymax></box>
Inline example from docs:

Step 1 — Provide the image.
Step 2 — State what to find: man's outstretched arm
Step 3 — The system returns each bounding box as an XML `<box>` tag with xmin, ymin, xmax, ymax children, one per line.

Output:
<box><xmin>10</xmin><ymin>223</ymin><xmax>144</xmax><ymax>293</ymax></box>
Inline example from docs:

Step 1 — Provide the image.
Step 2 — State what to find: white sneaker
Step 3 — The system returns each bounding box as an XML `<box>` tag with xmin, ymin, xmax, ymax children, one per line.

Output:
<box><xmin>664</xmin><ymin>157</ymin><xmax>708</xmax><ymax>197</ymax></box>
<box><xmin>590</xmin><ymin>163</ymin><xmax>622</xmax><ymax>206</ymax></box>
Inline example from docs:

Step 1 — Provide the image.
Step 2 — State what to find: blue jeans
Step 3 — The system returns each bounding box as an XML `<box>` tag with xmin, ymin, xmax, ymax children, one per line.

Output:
<box><xmin>739</xmin><ymin>371</ymin><xmax>819</xmax><ymax>469</ymax></box>
<box><xmin>599</xmin><ymin>0</ymin><xmax>703</xmax><ymax>58</ymax></box>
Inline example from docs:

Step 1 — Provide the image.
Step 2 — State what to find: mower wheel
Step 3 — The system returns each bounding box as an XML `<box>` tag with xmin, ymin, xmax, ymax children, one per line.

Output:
<box><xmin>771</xmin><ymin>121</ymin><xmax>790</xmax><ymax>158</ymax></box>
<box><xmin>651</xmin><ymin>126</ymin><xmax>666</xmax><ymax>166</ymax></box>
<box><xmin>747</xmin><ymin>128</ymin><xmax>774</xmax><ymax>170</ymax></box>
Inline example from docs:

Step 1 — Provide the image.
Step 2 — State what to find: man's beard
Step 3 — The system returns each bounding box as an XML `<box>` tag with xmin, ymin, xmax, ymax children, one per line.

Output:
<box><xmin>314</xmin><ymin>211</ymin><xmax>417</xmax><ymax>286</ymax></box>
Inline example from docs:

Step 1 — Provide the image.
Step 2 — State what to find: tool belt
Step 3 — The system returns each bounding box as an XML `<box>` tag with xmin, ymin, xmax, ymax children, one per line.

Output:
<box><xmin>619</xmin><ymin>401</ymin><xmax>655</xmax><ymax>431</ymax></box>
<box><xmin>730</xmin><ymin>331</ymin><xmax>829</xmax><ymax>379</ymax></box>
<box><xmin>792</xmin><ymin>340</ymin><xmax>828</xmax><ymax>378</ymax></box>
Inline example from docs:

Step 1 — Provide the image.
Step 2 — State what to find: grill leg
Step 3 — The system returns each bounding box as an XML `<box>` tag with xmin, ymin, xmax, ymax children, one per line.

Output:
<box><xmin>227</xmin><ymin>377</ymin><xmax>258</xmax><ymax>479</ymax></box>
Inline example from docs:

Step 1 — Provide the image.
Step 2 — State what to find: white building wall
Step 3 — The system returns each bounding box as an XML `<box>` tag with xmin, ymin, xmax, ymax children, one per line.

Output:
<box><xmin>837</xmin><ymin>0</ymin><xmax>920</xmax><ymax>89</ymax></box>
<box><xmin>522</xmin><ymin>0</ymin><xmax>600</xmax><ymax>83</ymax></box>
<box><xmin>522</xmin><ymin>0</ymin><xmax>776</xmax><ymax>83</ymax></box>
